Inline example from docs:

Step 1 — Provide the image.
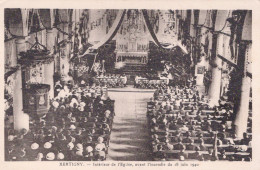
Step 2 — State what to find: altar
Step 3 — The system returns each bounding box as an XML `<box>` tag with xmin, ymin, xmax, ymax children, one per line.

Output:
<box><xmin>115</xmin><ymin>9</ymin><xmax>149</xmax><ymax>66</ymax></box>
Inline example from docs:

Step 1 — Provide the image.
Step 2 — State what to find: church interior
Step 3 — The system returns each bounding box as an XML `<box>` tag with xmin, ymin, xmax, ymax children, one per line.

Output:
<box><xmin>4</xmin><ymin>9</ymin><xmax>252</xmax><ymax>161</ymax></box>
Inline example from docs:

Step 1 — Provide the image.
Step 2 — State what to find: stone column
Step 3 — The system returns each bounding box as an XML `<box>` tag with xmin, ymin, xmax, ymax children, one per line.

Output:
<box><xmin>44</xmin><ymin>29</ymin><xmax>55</xmax><ymax>99</ymax></box>
<box><xmin>195</xmin><ymin>56</ymin><xmax>206</xmax><ymax>86</ymax></box>
<box><xmin>62</xmin><ymin>23</ymin><xmax>70</xmax><ymax>76</ymax></box>
<box><xmin>234</xmin><ymin>75</ymin><xmax>251</xmax><ymax>138</ymax></box>
<box><xmin>208</xmin><ymin>33</ymin><xmax>222</xmax><ymax>107</ymax></box>
<box><xmin>208</xmin><ymin>57</ymin><xmax>222</xmax><ymax>107</ymax></box>
<box><xmin>234</xmin><ymin>42</ymin><xmax>252</xmax><ymax>138</ymax></box>
<box><xmin>13</xmin><ymin>38</ymin><xmax>29</xmax><ymax>131</ymax></box>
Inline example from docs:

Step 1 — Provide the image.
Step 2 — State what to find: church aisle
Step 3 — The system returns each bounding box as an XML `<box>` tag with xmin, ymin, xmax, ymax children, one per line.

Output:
<box><xmin>107</xmin><ymin>90</ymin><xmax>154</xmax><ymax>161</ymax></box>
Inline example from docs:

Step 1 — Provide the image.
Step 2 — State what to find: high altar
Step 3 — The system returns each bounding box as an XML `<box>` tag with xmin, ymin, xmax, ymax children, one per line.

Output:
<box><xmin>115</xmin><ymin>10</ymin><xmax>149</xmax><ymax>65</ymax></box>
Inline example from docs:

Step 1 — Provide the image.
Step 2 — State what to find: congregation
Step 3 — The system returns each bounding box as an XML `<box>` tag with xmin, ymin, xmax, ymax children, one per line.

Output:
<box><xmin>5</xmin><ymin>82</ymin><xmax>115</xmax><ymax>161</ymax></box>
<box><xmin>4</xmin><ymin>9</ymin><xmax>253</xmax><ymax>162</ymax></box>
<box><xmin>147</xmin><ymin>82</ymin><xmax>252</xmax><ymax>161</ymax></box>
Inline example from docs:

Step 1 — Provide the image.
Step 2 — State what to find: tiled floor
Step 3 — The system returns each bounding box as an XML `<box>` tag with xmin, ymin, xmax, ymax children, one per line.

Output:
<box><xmin>106</xmin><ymin>90</ymin><xmax>154</xmax><ymax>161</ymax></box>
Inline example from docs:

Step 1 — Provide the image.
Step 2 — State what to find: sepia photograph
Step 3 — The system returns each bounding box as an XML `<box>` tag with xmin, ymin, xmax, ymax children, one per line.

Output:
<box><xmin>3</xmin><ymin>5</ymin><xmax>254</xmax><ymax>164</ymax></box>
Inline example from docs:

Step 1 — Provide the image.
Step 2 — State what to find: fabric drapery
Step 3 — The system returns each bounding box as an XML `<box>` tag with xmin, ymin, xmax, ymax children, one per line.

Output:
<box><xmin>142</xmin><ymin>10</ymin><xmax>163</xmax><ymax>49</ymax></box>
<box><xmin>80</xmin><ymin>10</ymin><xmax>126</xmax><ymax>57</ymax></box>
<box><xmin>142</xmin><ymin>10</ymin><xmax>188</xmax><ymax>54</ymax></box>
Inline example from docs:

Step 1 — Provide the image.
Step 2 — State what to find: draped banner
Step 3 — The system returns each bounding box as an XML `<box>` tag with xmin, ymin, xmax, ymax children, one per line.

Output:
<box><xmin>142</xmin><ymin>10</ymin><xmax>188</xmax><ymax>54</ymax></box>
<box><xmin>81</xmin><ymin>9</ymin><xmax>187</xmax><ymax>57</ymax></box>
<box><xmin>80</xmin><ymin>9</ymin><xmax>126</xmax><ymax>57</ymax></box>
<box><xmin>142</xmin><ymin>10</ymin><xmax>163</xmax><ymax>49</ymax></box>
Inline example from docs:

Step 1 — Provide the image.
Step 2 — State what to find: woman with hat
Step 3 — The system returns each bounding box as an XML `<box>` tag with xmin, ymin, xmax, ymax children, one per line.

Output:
<box><xmin>65</xmin><ymin>142</ymin><xmax>76</xmax><ymax>161</ymax></box>
<box><xmin>42</xmin><ymin>141</ymin><xmax>56</xmax><ymax>157</ymax></box>
<box><xmin>94</xmin><ymin>143</ymin><xmax>106</xmax><ymax>161</ymax></box>
<box><xmin>35</xmin><ymin>152</ymin><xmax>44</xmax><ymax>161</ymax></box>
<box><xmin>75</xmin><ymin>143</ymin><xmax>84</xmax><ymax>161</ymax></box>
<box><xmin>84</xmin><ymin>146</ymin><xmax>94</xmax><ymax>161</ymax></box>
<box><xmin>46</xmin><ymin>152</ymin><xmax>55</xmax><ymax>161</ymax></box>
<box><xmin>56</xmin><ymin>152</ymin><xmax>65</xmax><ymax>161</ymax></box>
<box><xmin>104</xmin><ymin>110</ymin><xmax>111</xmax><ymax>119</ymax></box>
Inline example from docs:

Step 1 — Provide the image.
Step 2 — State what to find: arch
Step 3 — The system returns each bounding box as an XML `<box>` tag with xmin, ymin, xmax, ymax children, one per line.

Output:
<box><xmin>186</xmin><ymin>10</ymin><xmax>192</xmax><ymax>34</ymax></box>
<box><xmin>190</xmin><ymin>10</ymin><xmax>195</xmax><ymax>26</ymax></box>
<box><xmin>198</xmin><ymin>10</ymin><xmax>207</xmax><ymax>25</ymax></box>
<box><xmin>241</xmin><ymin>10</ymin><xmax>252</xmax><ymax>41</ymax></box>
<box><xmin>27</xmin><ymin>9</ymin><xmax>43</xmax><ymax>33</ymax></box>
<box><xmin>181</xmin><ymin>10</ymin><xmax>187</xmax><ymax>20</ymax></box>
<box><xmin>5</xmin><ymin>9</ymin><xmax>29</xmax><ymax>37</ymax></box>
<box><xmin>194</xmin><ymin>10</ymin><xmax>199</xmax><ymax>26</ymax></box>
<box><xmin>214</xmin><ymin>10</ymin><xmax>231</xmax><ymax>32</ymax></box>
<box><xmin>211</xmin><ymin>10</ymin><xmax>217</xmax><ymax>29</ymax></box>
<box><xmin>204</xmin><ymin>10</ymin><xmax>212</xmax><ymax>27</ymax></box>
<box><xmin>58</xmin><ymin>9</ymin><xmax>70</xmax><ymax>23</ymax></box>
<box><xmin>38</xmin><ymin>9</ymin><xmax>55</xmax><ymax>29</ymax></box>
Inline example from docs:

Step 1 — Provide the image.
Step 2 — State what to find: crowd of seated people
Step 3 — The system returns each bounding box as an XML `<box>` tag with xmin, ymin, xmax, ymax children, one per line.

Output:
<box><xmin>55</xmin><ymin>79</ymin><xmax>108</xmax><ymax>97</ymax></box>
<box><xmin>5</xmin><ymin>82</ymin><xmax>115</xmax><ymax>161</ymax></box>
<box><xmin>94</xmin><ymin>73</ymin><xmax>127</xmax><ymax>88</ymax></box>
<box><xmin>147</xmin><ymin>85</ymin><xmax>252</xmax><ymax>161</ymax></box>
<box><xmin>134</xmin><ymin>74</ymin><xmax>169</xmax><ymax>89</ymax></box>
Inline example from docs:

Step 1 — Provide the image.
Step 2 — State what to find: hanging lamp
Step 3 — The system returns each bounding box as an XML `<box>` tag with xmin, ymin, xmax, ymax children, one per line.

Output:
<box><xmin>18</xmin><ymin>10</ymin><xmax>53</xmax><ymax>67</ymax></box>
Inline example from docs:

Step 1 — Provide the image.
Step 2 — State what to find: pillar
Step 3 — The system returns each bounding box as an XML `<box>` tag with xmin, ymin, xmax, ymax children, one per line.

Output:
<box><xmin>195</xmin><ymin>56</ymin><xmax>206</xmax><ymax>86</ymax></box>
<box><xmin>208</xmin><ymin>33</ymin><xmax>222</xmax><ymax>107</ymax></box>
<box><xmin>44</xmin><ymin>29</ymin><xmax>55</xmax><ymax>99</ymax></box>
<box><xmin>208</xmin><ymin>57</ymin><xmax>222</xmax><ymax>107</ymax></box>
<box><xmin>234</xmin><ymin>41</ymin><xmax>251</xmax><ymax>138</ymax></box>
<box><xmin>61</xmin><ymin>23</ymin><xmax>70</xmax><ymax>76</ymax></box>
<box><xmin>13</xmin><ymin>38</ymin><xmax>29</xmax><ymax>131</ymax></box>
<box><xmin>234</xmin><ymin>76</ymin><xmax>251</xmax><ymax>138</ymax></box>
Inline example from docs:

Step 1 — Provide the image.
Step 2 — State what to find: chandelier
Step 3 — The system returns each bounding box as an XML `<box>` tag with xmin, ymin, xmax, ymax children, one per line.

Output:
<box><xmin>18</xmin><ymin>10</ymin><xmax>53</xmax><ymax>67</ymax></box>
<box><xmin>18</xmin><ymin>34</ymin><xmax>53</xmax><ymax>67</ymax></box>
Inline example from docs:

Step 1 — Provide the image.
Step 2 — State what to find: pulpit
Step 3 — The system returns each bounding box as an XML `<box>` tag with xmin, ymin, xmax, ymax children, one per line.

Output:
<box><xmin>23</xmin><ymin>84</ymin><xmax>50</xmax><ymax>117</ymax></box>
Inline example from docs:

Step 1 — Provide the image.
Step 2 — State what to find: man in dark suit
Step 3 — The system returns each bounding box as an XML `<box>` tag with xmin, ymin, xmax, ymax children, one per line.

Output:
<box><xmin>203</xmin><ymin>148</ymin><xmax>217</xmax><ymax>161</ymax></box>
<box><xmin>186</xmin><ymin>139</ymin><xmax>196</xmax><ymax>151</ymax></box>
<box><xmin>189</xmin><ymin>146</ymin><xmax>201</xmax><ymax>160</ymax></box>
<box><xmin>174</xmin><ymin>137</ymin><xmax>184</xmax><ymax>150</ymax></box>
<box><xmin>183</xmin><ymin>132</ymin><xmax>193</xmax><ymax>144</ymax></box>
<box><xmin>178</xmin><ymin>145</ymin><xmax>188</xmax><ymax>159</ymax></box>
<box><xmin>198</xmin><ymin>138</ymin><xmax>207</xmax><ymax>151</ymax></box>
<box><xmin>240</xmin><ymin>132</ymin><xmax>251</xmax><ymax>145</ymax></box>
